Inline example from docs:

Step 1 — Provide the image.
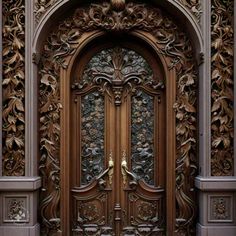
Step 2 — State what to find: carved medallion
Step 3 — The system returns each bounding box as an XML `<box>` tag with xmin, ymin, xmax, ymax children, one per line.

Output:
<box><xmin>6</xmin><ymin>198</ymin><xmax>28</xmax><ymax>222</ymax></box>
<box><xmin>209</xmin><ymin>196</ymin><xmax>233</xmax><ymax>222</ymax></box>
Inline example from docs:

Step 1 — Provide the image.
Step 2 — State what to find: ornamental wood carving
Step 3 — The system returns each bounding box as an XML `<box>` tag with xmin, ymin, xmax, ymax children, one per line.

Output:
<box><xmin>211</xmin><ymin>0</ymin><xmax>234</xmax><ymax>176</ymax></box>
<box><xmin>2</xmin><ymin>0</ymin><xmax>25</xmax><ymax>176</ymax></box>
<box><xmin>39</xmin><ymin>2</ymin><xmax>197</xmax><ymax>235</ymax></box>
<box><xmin>34</xmin><ymin>0</ymin><xmax>60</xmax><ymax>23</ymax></box>
<box><xmin>178</xmin><ymin>0</ymin><xmax>202</xmax><ymax>22</ymax></box>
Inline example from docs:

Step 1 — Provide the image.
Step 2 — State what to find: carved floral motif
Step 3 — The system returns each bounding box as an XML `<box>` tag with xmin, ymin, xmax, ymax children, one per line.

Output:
<box><xmin>211</xmin><ymin>197</ymin><xmax>232</xmax><ymax>221</ymax></box>
<box><xmin>178</xmin><ymin>0</ymin><xmax>202</xmax><ymax>22</ymax></box>
<box><xmin>7</xmin><ymin>198</ymin><xmax>27</xmax><ymax>222</ymax></box>
<box><xmin>39</xmin><ymin>2</ymin><xmax>197</xmax><ymax>234</ymax></box>
<box><xmin>213</xmin><ymin>198</ymin><xmax>227</xmax><ymax>220</ymax></box>
<box><xmin>79</xmin><ymin>202</ymin><xmax>101</xmax><ymax>222</ymax></box>
<box><xmin>211</xmin><ymin>0</ymin><xmax>234</xmax><ymax>176</ymax></box>
<box><xmin>2</xmin><ymin>0</ymin><xmax>25</xmax><ymax>176</ymax></box>
<box><xmin>137</xmin><ymin>201</ymin><xmax>157</xmax><ymax>222</ymax></box>
<box><xmin>34</xmin><ymin>0</ymin><xmax>60</xmax><ymax>23</ymax></box>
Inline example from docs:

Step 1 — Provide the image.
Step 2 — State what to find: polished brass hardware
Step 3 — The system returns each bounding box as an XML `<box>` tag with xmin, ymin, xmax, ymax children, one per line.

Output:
<box><xmin>121</xmin><ymin>150</ymin><xmax>128</xmax><ymax>185</ymax></box>
<box><xmin>108</xmin><ymin>151</ymin><xmax>114</xmax><ymax>185</ymax></box>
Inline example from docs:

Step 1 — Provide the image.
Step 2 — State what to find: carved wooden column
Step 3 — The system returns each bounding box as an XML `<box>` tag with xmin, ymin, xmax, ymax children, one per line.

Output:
<box><xmin>0</xmin><ymin>1</ymin><xmax>41</xmax><ymax>235</ymax></box>
<box><xmin>195</xmin><ymin>1</ymin><xmax>236</xmax><ymax>235</ymax></box>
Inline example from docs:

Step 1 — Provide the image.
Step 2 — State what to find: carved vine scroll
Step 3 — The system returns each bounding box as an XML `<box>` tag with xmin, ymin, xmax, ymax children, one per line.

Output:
<box><xmin>211</xmin><ymin>0</ymin><xmax>234</xmax><ymax>176</ymax></box>
<box><xmin>34</xmin><ymin>0</ymin><xmax>60</xmax><ymax>23</ymax></box>
<box><xmin>2</xmin><ymin>0</ymin><xmax>25</xmax><ymax>176</ymax></box>
<box><xmin>39</xmin><ymin>2</ymin><xmax>197</xmax><ymax>235</ymax></box>
<box><xmin>177</xmin><ymin>0</ymin><xmax>202</xmax><ymax>22</ymax></box>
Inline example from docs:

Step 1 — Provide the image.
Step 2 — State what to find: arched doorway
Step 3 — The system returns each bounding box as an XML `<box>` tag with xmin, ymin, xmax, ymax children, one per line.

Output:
<box><xmin>70</xmin><ymin>37</ymin><xmax>166</xmax><ymax>235</ymax></box>
<box><xmin>38</xmin><ymin>2</ymin><xmax>198</xmax><ymax>235</ymax></box>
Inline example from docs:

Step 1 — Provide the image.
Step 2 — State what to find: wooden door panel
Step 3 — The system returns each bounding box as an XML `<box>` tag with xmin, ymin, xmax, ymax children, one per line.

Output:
<box><xmin>122</xmin><ymin>174</ymin><xmax>165</xmax><ymax>234</ymax></box>
<box><xmin>72</xmin><ymin>182</ymin><xmax>114</xmax><ymax>235</ymax></box>
<box><xmin>71</xmin><ymin>45</ymin><xmax>165</xmax><ymax>235</ymax></box>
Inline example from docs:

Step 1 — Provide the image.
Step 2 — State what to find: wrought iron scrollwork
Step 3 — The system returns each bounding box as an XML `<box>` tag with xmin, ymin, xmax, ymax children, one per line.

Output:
<box><xmin>73</xmin><ymin>47</ymin><xmax>163</xmax><ymax>106</ymax></box>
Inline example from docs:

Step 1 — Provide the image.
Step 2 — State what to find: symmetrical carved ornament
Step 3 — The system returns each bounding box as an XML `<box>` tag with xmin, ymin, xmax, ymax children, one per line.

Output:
<box><xmin>34</xmin><ymin>0</ymin><xmax>60</xmax><ymax>23</ymax></box>
<box><xmin>209</xmin><ymin>196</ymin><xmax>232</xmax><ymax>222</ymax></box>
<box><xmin>177</xmin><ymin>0</ymin><xmax>202</xmax><ymax>22</ymax></box>
<box><xmin>2</xmin><ymin>0</ymin><xmax>25</xmax><ymax>176</ymax></box>
<box><xmin>211</xmin><ymin>0</ymin><xmax>234</xmax><ymax>176</ymax></box>
<box><xmin>5</xmin><ymin>198</ymin><xmax>28</xmax><ymax>223</ymax></box>
<box><xmin>39</xmin><ymin>2</ymin><xmax>197</xmax><ymax>234</ymax></box>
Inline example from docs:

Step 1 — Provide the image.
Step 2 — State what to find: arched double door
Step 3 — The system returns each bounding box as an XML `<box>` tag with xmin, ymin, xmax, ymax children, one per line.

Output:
<box><xmin>70</xmin><ymin>39</ymin><xmax>167</xmax><ymax>235</ymax></box>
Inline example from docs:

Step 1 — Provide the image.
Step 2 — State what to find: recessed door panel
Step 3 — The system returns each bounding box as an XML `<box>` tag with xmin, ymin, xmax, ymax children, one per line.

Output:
<box><xmin>71</xmin><ymin>44</ymin><xmax>165</xmax><ymax>235</ymax></box>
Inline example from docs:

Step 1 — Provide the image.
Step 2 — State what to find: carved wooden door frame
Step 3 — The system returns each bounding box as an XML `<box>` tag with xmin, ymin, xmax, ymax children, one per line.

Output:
<box><xmin>38</xmin><ymin>2</ymin><xmax>198</xmax><ymax>235</ymax></box>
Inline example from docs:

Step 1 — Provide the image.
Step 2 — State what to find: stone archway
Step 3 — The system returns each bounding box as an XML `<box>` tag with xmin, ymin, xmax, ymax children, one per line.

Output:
<box><xmin>38</xmin><ymin>2</ymin><xmax>198</xmax><ymax>235</ymax></box>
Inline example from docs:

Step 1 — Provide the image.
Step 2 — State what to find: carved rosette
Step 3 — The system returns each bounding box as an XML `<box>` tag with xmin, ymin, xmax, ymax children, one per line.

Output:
<box><xmin>2</xmin><ymin>0</ymin><xmax>25</xmax><ymax>176</ymax></box>
<box><xmin>177</xmin><ymin>0</ymin><xmax>202</xmax><ymax>22</ymax></box>
<box><xmin>39</xmin><ymin>2</ymin><xmax>197</xmax><ymax>234</ymax></box>
<box><xmin>7</xmin><ymin>198</ymin><xmax>28</xmax><ymax>222</ymax></box>
<box><xmin>211</xmin><ymin>0</ymin><xmax>234</xmax><ymax>176</ymax></box>
<box><xmin>34</xmin><ymin>0</ymin><xmax>60</xmax><ymax>23</ymax></box>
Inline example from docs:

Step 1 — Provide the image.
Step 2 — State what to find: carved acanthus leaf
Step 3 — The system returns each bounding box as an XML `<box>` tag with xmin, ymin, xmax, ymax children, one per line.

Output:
<box><xmin>211</xmin><ymin>0</ymin><xmax>234</xmax><ymax>176</ymax></box>
<box><xmin>2</xmin><ymin>0</ymin><xmax>25</xmax><ymax>176</ymax></box>
<box><xmin>73</xmin><ymin>3</ymin><xmax>164</xmax><ymax>32</ymax></box>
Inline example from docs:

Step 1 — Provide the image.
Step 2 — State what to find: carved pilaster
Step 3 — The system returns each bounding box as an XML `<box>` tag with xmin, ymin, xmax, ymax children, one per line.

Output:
<box><xmin>2</xmin><ymin>0</ymin><xmax>25</xmax><ymax>176</ymax></box>
<box><xmin>211</xmin><ymin>0</ymin><xmax>234</xmax><ymax>176</ymax></box>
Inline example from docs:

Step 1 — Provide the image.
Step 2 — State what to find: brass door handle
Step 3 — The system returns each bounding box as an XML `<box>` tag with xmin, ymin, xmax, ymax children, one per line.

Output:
<box><xmin>121</xmin><ymin>151</ymin><xmax>128</xmax><ymax>185</ymax></box>
<box><xmin>96</xmin><ymin>151</ymin><xmax>114</xmax><ymax>188</ymax></box>
<box><xmin>108</xmin><ymin>151</ymin><xmax>114</xmax><ymax>185</ymax></box>
<box><xmin>121</xmin><ymin>150</ymin><xmax>137</xmax><ymax>186</ymax></box>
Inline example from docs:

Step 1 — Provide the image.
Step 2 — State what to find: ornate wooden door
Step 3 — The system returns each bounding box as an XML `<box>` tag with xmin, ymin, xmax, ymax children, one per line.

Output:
<box><xmin>70</xmin><ymin>43</ymin><xmax>166</xmax><ymax>236</ymax></box>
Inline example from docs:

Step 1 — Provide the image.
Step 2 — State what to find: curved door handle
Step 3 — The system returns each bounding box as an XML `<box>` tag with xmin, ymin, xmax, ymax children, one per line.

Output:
<box><xmin>121</xmin><ymin>150</ymin><xmax>137</xmax><ymax>186</ymax></box>
<box><xmin>96</xmin><ymin>151</ymin><xmax>114</xmax><ymax>189</ymax></box>
<box><xmin>108</xmin><ymin>152</ymin><xmax>114</xmax><ymax>185</ymax></box>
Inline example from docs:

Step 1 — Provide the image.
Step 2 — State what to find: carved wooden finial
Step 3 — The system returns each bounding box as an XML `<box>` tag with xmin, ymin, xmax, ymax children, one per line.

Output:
<box><xmin>111</xmin><ymin>0</ymin><xmax>125</xmax><ymax>11</ymax></box>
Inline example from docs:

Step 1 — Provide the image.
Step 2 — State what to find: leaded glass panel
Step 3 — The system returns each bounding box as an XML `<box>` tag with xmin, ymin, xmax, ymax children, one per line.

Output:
<box><xmin>81</xmin><ymin>92</ymin><xmax>105</xmax><ymax>185</ymax></box>
<box><xmin>131</xmin><ymin>90</ymin><xmax>154</xmax><ymax>185</ymax></box>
